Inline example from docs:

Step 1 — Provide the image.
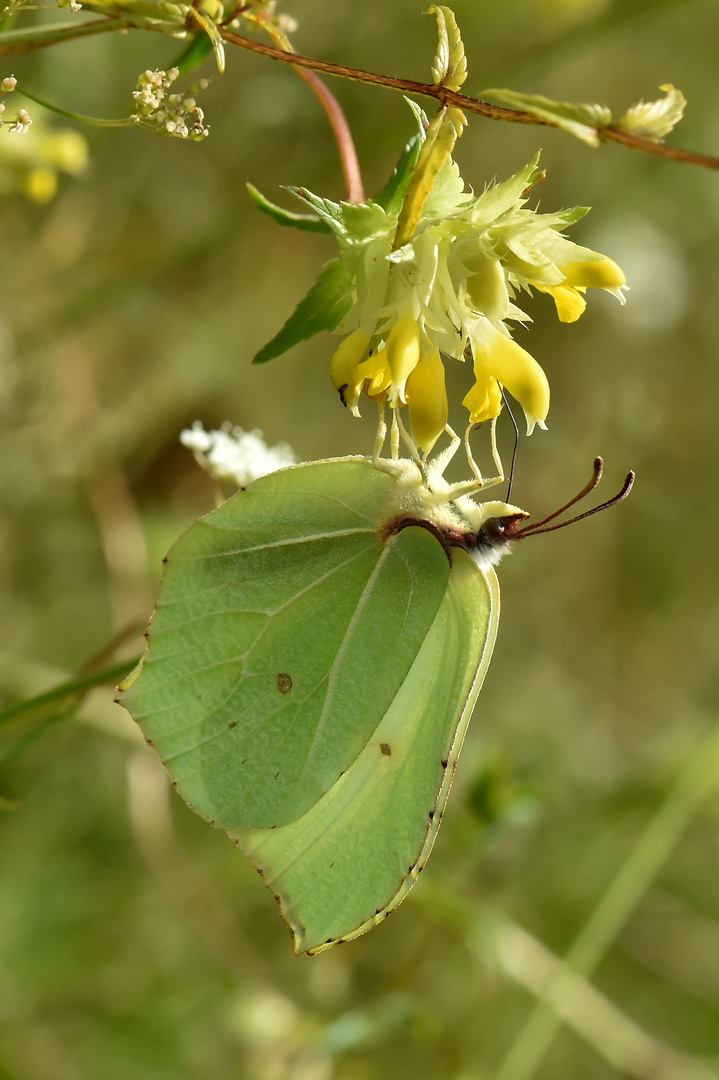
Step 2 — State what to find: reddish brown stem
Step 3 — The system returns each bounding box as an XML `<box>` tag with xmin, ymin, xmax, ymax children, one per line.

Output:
<box><xmin>292</xmin><ymin>66</ymin><xmax>364</xmax><ymax>203</ymax></box>
<box><xmin>220</xmin><ymin>28</ymin><xmax>719</xmax><ymax>172</ymax></box>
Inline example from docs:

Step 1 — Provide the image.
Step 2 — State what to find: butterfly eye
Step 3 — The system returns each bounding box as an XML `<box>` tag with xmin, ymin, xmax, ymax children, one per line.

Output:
<box><xmin>480</xmin><ymin>513</ymin><xmax>528</xmax><ymax>545</ymax></box>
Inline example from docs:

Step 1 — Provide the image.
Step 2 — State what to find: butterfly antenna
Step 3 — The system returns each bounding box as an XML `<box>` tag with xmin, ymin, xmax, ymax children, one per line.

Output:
<box><xmin>519</xmin><ymin>457</ymin><xmax>604</xmax><ymax>534</ymax></box>
<box><xmin>500</xmin><ymin>387</ymin><xmax>519</xmax><ymax>502</ymax></box>
<box><xmin>518</xmin><ymin>468</ymin><xmax>635</xmax><ymax>537</ymax></box>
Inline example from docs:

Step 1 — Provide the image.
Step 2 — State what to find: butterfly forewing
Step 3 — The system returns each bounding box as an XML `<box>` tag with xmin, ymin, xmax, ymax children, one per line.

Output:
<box><xmin>121</xmin><ymin>459</ymin><xmax>450</xmax><ymax>830</ymax></box>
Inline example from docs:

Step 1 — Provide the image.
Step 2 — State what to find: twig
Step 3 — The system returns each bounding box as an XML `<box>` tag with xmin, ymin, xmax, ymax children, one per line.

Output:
<box><xmin>220</xmin><ymin>29</ymin><xmax>719</xmax><ymax>172</ymax></box>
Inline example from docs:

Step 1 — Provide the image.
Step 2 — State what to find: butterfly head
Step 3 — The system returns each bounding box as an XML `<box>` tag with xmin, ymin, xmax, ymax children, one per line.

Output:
<box><xmin>450</xmin><ymin>500</ymin><xmax>529</xmax><ymax>570</ymax></box>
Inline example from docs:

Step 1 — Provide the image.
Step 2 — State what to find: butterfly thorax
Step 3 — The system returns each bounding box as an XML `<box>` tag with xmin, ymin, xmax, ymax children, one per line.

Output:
<box><xmin>377</xmin><ymin>457</ymin><xmax>528</xmax><ymax>571</ymax></box>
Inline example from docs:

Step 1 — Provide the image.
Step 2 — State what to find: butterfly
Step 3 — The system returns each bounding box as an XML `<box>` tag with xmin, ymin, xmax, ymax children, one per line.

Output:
<box><xmin>119</xmin><ymin>453</ymin><xmax>632</xmax><ymax>954</ymax></box>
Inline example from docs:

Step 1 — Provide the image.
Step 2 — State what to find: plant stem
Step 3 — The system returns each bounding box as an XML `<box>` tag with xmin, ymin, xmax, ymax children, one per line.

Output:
<box><xmin>0</xmin><ymin>17</ymin><xmax>131</xmax><ymax>53</ymax></box>
<box><xmin>493</xmin><ymin>722</ymin><xmax>719</xmax><ymax>1080</ymax></box>
<box><xmin>0</xmin><ymin>657</ymin><xmax>141</xmax><ymax>727</ymax></box>
<box><xmin>220</xmin><ymin>29</ymin><xmax>719</xmax><ymax>172</ymax></box>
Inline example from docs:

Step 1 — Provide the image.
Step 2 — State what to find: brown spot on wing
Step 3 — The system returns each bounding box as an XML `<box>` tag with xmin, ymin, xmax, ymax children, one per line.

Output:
<box><xmin>276</xmin><ymin>672</ymin><xmax>293</xmax><ymax>694</ymax></box>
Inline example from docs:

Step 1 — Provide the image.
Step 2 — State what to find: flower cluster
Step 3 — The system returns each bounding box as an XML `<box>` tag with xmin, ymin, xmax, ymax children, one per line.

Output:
<box><xmin>0</xmin><ymin>76</ymin><xmax>31</xmax><ymax>134</ymax></box>
<box><xmin>180</xmin><ymin>422</ymin><xmax>296</xmax><ymax>486</ymax></box>
<box><xmin>132</xmin><ymin>69</ymin><xmax>209</xmax><ymax>141</ymax></box>
<box><xmin>325</xmin><ymin>141</ymin><xmax>626</xmax><ymax>453</ymax></box>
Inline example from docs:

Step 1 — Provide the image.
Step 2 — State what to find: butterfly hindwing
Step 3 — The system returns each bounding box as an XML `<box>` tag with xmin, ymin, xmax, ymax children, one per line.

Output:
<box><xmin>233</xmin><ymin>549</ymin><xmax>499</xmax><ymax>953</ymax></box>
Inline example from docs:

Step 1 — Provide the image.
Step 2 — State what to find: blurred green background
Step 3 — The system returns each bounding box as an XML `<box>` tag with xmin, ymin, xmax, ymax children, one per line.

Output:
<box><xmin>2</xmin><ymin>0</ymin><xmax>719</xmax><ymax>1077</ymax></box>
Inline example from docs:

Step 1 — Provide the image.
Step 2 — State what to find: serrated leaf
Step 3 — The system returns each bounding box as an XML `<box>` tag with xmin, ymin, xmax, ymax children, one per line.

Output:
<box><xmin>246</xmin><ymin>183</ymin><xmax>331</xmax><ymax>233</ymax></box>
<box><xmin>481</xmin><ymin>88</ymin><xmax>612</xmax><ymax>148</ymax></box>
<box><xmin>171</xmin><ymin>32</ymin><xmax>214</xmax><ymax>78</ymax></box>
<box><xmin>288</xmin><ymin>188</ymin><xmax>346</xmax><ymax>235</ymax></box>
<box><xmin>289</xmin><ymin>188</ymin><xmax>391</xmax><ymax>243</ymax></box>
<box><xmin>428</xmin><ymin>5</ymin><xmax>467</xmax><ymax>93</ymax></box>
<box><xmin>615</xmin><ymin>84</ymin><xmax>686</xmax><ymax>142</ymax></box>
<box><xmin>252</xmin><ymin>260</ymin><xmax>354</xmax><ymax>364</ymax></box>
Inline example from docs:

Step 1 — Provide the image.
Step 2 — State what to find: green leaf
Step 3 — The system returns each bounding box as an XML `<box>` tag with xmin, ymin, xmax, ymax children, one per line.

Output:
<box><xmin>289</xmin><ymin>188</ymin><xmax>390</xmax><ymax>242</ymax></box>
<box><xmin>480</xmin><ymin>88</ymin><xmax>612</xmax><ymax>148</ymax></box>
<box><xmin>371</xmin><ymin>132</ymin><xmax>422</xmax><ymax>215</ymax></box>
<box><xmin>615</xmin><ymin>83</ymin><xmax>686</xmax><ymax>142</ymax></box>
<box><xmin>171</xmin><ymin>31</ymin><xmax>214</xmax><ymax>79</ymax></box>
<box><xmin>119</xmin><ymin>457</ymin><xmax>503</xmax><ymax>953</ymax></box>
<box><xmin>246</xmin><ymin>183</ymin><xmax>331</xmax><ymax>233</ymax></box>
<box><xmin>252</xmin><ymin>260</ymin><xmax>353</xmax><ymax>364</ymax></box>
<box><xmin>428</xmin><ymin>5</ymin><xmax>467</xmax><ymax>92</ymax></box>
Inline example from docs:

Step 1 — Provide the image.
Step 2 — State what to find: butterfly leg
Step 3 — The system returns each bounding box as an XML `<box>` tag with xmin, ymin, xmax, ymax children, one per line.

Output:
<box><xmin>426</xmin><ymin>424</ymin><xmax>461</xmax><ymax>479</ymax></box>
<box><xmin>372</xmin><ymin>401</ymin><xmax>388</xmax><ymax>462</ymax></box>
<box><xmin>394</xmin><ymin>409</ymin><xmax>429</xmax><ymax>481</ymax></box>
<box><xmin>390</xmin><ymin>408</ymin><xmax>400</xmax><ymax>460</ymax></box>
<box><xmin>441</xmin><ymin>420</ymin><xmax>506</xmax><ymax>500</ymax></box>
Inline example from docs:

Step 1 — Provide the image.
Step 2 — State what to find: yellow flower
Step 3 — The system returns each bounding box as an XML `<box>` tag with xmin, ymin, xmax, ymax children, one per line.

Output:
<box><xmin>531</xmin><ymin>256</ymin><xmax>627</xmax><ymax>324</ymax></box>
<box><xmin>264</xmin><ymin>130</ymin><xmax>628</xmax><ymax>454</ymax></box>
<box><xmin>466</xmin><ymin>323</ymin><xmax>550</xmax><ymax>434</ymax></box>
<box><xmin>385</xmin><ymin>315</ymin><xmax>421</xmax><ymax>407</ymax></box>
<box><xmin>462</xmin><ymin>373</ymin><xmax>503</xmax><ymax>426</ymax></box>
<box><xmin>356</xmin><ymin>349</ymin><xmax>392</xmax><ymax>400</ymax></box>
<box><xmin>329</xmin><ymin>330</ymin><xmax>370</xmax><ymax>414</ymax></box>
<box><xmin>463</xmin><ymin>251</ymin><xmax>511</xmax><ymax>322</ymax></box>
<box><xmin>405</xmin><ymin>346</ymin><xmax>448</xmax><ymax>453</ymax></box>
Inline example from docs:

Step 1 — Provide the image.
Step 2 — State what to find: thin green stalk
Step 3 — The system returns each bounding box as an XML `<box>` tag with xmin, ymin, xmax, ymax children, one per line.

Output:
<box><xmin>16</xmin><ymin>82</ymin><xmax>136</xmax><ymax>125</ymax></box>
<box><xmin>0</xmin><ymin>657</ymin><xmax>141</xmax><ymax>727</ymax></box>
<box><xmin>494</xmin><ymin>722</ymin><xmax>719</xmax><ymax>1080</ymax></box>
<box><xmin>0</xmin><ymin>17</ymin><xmax>131</xmax><ymax>53</ymax></box>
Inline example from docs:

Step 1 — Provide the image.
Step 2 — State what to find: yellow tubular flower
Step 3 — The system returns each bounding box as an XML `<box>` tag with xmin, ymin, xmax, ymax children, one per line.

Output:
<box><xmin>462</xmin><ymin>372</ymin><xmax>503</xmax><ymax>425</ymax></box>
<box><xmin>385</xmin><ymin>315</ymin><xmax>421</xmax><ymax>407</ymax></box>
<box><xmin>532</xmin><ymin>255</ymin><xmax>627</xmax><ymax>323</ymax></box>
<box><xmin>531</xmin><ymin>281</ymin><xmax>587</xmax><ymax>323</ymax></box>
<box><xmin>558</xmin><ymin>256</ymin><xmax>626</xmax><ymax>291</ymax></box>
<box><xmin>329</xmin><ymin>330</ymin><xmax>370</xmax><ymax>415</ymax></box>
<box><xmin>405</xmin><ymin>346</ymin><xmax>448</xmax><ymax>453</ymax></box>
<box><xmin>356</xmin><ymin>349</ymin><xmax>392</xmax><ymax>399</ymax></box>
<box><xmin>471</xmin><ymin>327</ymin><xmax>550</xmax><ymax>435</ymax></box>
<box><xmin>464</xmin><ymin>251</ymin><xmax>510</xmax><ymax>322</ymax></box>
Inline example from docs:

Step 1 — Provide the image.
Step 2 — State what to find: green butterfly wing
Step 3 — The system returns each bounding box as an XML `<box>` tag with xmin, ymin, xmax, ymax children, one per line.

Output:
<box><xmin>120</xmin><ymin>456</ymin><xmax>500</xmax><ymax>953</ymax></box>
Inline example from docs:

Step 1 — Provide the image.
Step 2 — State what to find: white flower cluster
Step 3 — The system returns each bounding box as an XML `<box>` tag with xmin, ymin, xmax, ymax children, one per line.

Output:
<box><xmin>0</xmin><ymin>76</ymin><xmax>31</xmax><ymax>133</ymax></box>
<box><xmin>132</xmin><ymin>69</ymin><xmax>209</xmax><ymax>141</ymax></box>
<box><xmin>180</xmin><ymin>422</ymin><xmax>297</xmax><ymax>486</ymax></box>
